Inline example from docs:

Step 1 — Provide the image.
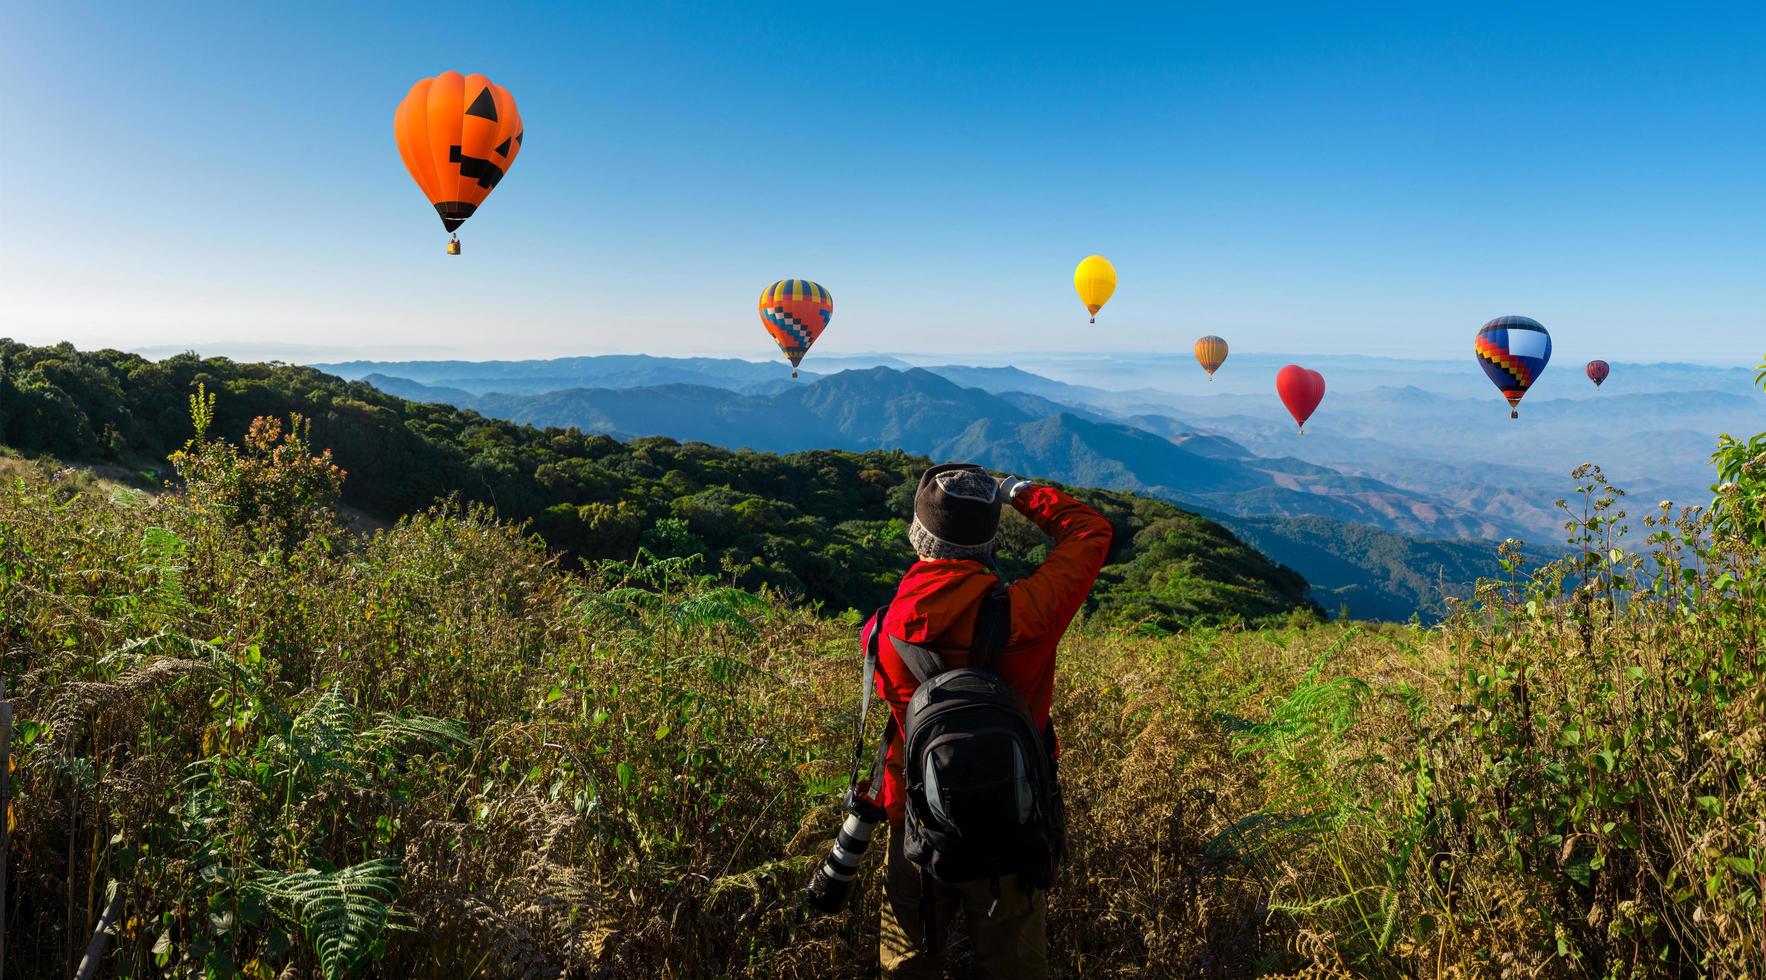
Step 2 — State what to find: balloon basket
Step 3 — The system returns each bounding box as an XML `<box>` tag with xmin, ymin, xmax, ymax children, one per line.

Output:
<box><xmin>1511</xmin><ymin>410</ymin><xmax>1519</xmax><ymax>420</ymax></box>
<box><xmin>1089</xmin><ymin>316</ymin><xmax>1096</xmax><ymax>324</ymax></box>
<box><xmin>447</xmin><ymin>235</ymin><xmax>461</xmax><ymax>256</ymax></box>
<box><xmin>791</xmin><ymin>369</ymin><xmax>798</xmax><ymax>379</ymax></box>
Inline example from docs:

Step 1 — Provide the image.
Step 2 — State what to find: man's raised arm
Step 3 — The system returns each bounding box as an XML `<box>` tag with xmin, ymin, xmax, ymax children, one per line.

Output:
<box><xmin>999</xmin><ymin>478</ymin><xmax>1114</xmax><ymax>641</ymax></box>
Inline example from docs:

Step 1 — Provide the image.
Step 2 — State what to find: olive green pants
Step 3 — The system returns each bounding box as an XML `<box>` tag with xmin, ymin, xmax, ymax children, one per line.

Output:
<box><xmin>878</xmin><ymin>828</ymin><xmax>1049</xmax><ymax>979</ymax></box>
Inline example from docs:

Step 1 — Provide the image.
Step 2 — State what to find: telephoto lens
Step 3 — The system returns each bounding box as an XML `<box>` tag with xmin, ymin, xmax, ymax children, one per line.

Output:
<box><xmin>804</xmin><ymin>789</ymin><xmax>886</xmax><ymax>913</ymax></box>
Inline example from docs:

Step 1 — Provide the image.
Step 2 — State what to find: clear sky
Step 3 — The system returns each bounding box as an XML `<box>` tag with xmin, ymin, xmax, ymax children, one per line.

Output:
<box><xmin>4</xmin><ymin>2</ymin><xmax>1763</xmax><ymax>365</ymax></box>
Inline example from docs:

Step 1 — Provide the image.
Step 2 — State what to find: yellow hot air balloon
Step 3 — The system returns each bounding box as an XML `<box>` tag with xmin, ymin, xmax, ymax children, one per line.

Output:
<box><xmin>1194</xmin><ymin>335</ymin><xmax>1228</xmax><ymax>380</ymax></box>
<box><xmin>1074</xmin><ymin>255</ymin><xmax>1116</xmax><ymax>323</ymax></box>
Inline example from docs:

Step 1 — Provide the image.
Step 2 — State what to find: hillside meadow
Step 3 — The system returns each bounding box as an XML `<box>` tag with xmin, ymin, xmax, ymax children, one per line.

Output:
<box><xmin>2</xmin><ymin>368</ymin><xmax>1765</xmax><ymax>978</ymax></box>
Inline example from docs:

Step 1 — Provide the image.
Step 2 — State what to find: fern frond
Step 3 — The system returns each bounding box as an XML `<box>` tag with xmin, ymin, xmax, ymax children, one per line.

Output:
<box><xmin>595</xmin><ymin>587</ymin><xmax>663</xmax><ymax>608</ymax></box>
<box><xmin>138</xmin><ymin>525</ymin><xmax>190</xmax><ymax>615</ymax></box>
<box><xmin>577</xmin><ymin>587</ymin><xmax>662</xmax><ymax>625</ymax></box>
<box><xmin>664</xmin><ymin>653</ymin><xmax>769</xmax><ymax>686</ymax></box>
<box><xmin>708</xmin><ymin>855</ymin><xmax>816</xmax><ymax>901</ymax></box>
<box><xmin>253</xmin><ymin>856</ymin><xmax>410</xmax><ymax>980</ymax></box>
<box><xmin>800</xmin><ymin>771</ymin><xmax>848</xmax><ymax>799</ymax></box>
<box><xmin>362</xmin><ymin>714</ymin><xmax>470</xmax><ymax>756</ymax></box>
<box><xmin>294</xmin><ymin>685</ymin><xmax>364</xmax><ymax>748</ymax></box>
<box><xmin>98</xmin><ymin>631</ymin><xmax>174</xmax><ymax>666</ymax></box>
<box><xmin>672</xmin><ymin>587</ymin><xmax>767</xmax><ymax>634</ymax></box>
<box><xmin>274</xmin><ymin>685</ymin><xmax>368</xmax><ymax>785</ymax></box>
<box><xmin>1267</xmin><ymin>884</ymin><xmax>1392</xmax><ymax>916</ymax></box>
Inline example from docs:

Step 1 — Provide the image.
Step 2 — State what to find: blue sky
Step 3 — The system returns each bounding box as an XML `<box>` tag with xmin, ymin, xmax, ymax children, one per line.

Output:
<box><xmin>3</xmin><ymin>2</ymin><xmax>1763</xmax><ymax>365</ymax></box>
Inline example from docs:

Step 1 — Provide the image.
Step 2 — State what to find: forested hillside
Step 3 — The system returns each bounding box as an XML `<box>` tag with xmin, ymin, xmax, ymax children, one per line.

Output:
<box><xmin>1211</xmin><ymin>512</ymin><xmax>1536</xmax><ymax>620</ymax></box>
<box><xmin>0</xmin><ymin>340</ymin><xmax>1316</xmax><ymax>628</ymax></box>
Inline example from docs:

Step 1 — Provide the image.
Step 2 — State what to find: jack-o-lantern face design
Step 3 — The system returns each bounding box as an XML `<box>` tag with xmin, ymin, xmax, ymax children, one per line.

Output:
<box><xmin>758</xmin><ymin>280</ymin><xmax>833</xmax><ymax>375</ymax></box>
<box><xmin>395</xmin><ymin>72</ymin><xmax>524</xmax><ymax>232</ymax></box>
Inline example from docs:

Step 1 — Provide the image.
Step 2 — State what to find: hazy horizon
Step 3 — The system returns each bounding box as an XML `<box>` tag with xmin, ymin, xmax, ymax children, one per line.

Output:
<box><xmin>101</xmin><ymin>341</ymin><xmax>1756</xmax><ymax>373</ymax></box>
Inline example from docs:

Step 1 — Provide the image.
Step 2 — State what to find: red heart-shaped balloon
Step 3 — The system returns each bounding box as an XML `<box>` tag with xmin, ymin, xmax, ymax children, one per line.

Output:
<box><xmin>1276</xmin><ymin>365</ymin><xmax>1326</xmax><ymax>432</ymax></box>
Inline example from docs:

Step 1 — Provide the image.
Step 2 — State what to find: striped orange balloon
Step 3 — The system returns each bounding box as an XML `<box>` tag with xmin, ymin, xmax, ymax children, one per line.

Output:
<box><xmin>394</xmin><ymin>72</ymin><xmax>524</xmax><ymax>247</ymax></box>
<box><xmin>1194</xmin><ymin>335</ymin><xmax>1229</xmax><ymax>379</ymax></box>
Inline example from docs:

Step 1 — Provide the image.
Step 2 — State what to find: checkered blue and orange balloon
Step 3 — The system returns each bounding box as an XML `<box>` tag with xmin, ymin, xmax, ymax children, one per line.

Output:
<box><xmin>758</xmin><ymin>280</ymin><xmax>833</xmax><ymax>377</ymax></box>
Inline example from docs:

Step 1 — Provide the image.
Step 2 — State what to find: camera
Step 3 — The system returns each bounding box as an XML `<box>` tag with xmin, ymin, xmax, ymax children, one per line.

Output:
<box><xmin>803</xmin><ymin>788</ymin><xmax>886</xmax><ymax>913</ymax></box>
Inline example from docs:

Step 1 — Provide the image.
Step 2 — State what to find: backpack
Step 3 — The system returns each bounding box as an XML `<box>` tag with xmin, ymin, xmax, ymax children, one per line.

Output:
<box><xmin>851</xmin><ymin>577</ymin><xmax>1065</xmax><ymax>949</ymax></box>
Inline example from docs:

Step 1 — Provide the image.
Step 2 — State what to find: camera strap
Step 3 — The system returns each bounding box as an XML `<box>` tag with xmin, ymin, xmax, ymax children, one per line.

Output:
<box><xmin>850</xmin><ymin>604</ymin><xmax>894</xmax><ymax>796</ymax></box>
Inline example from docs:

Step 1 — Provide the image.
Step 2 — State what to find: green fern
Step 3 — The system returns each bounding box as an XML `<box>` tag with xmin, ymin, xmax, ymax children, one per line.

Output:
<box><xmin>708</xmin><ymin>855</ymin><xmax>816</xmax><ymax>901</ymax></box>
<box><xmin>279</xmin><ymin>685</ymin><xmax>369</xmax><ymax>786</ymax></box>
<box><xmin>138</xmin><ymin>525</ymin><xmax>190</xmax><ymax>619</ymax></box>
<box><xmin>671</xmin><ymin>586</ymin><xmax>767</xmax><ymax>634</ymax></box>
<box><xmin>668</xmin><ymin>652</ymin><xmax>764</xmax><ymax>686</ymax></box>
<box><xmin>273</xmin><ymin>687</ymin><xmax>467</xmax><ymax>808</ymax></box>
<box><xmin>252</xmin><ymin>856</ymin><xmax>411</xmax><ymax>979</ymax></box>
<box><xmin>800</xmin><ymin>771</ymin><xmax>849</xmax><ymax>799</ymax></box>
<box><xmin>362</xmin><ymin>714</ymin><xmax>470</xmax><ymax>755</ymax></box>
<box><xmin>576</xmin><ymin>585</ymin><xmax>663</xmax><ymax>627</ymax></box>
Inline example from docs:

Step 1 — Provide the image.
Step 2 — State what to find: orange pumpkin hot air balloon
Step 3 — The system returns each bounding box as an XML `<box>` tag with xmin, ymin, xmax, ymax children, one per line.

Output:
<box><xmin>758</xmin><ymin>280</ymin><xmax>833</xmax><ymax>378</ymax></box>
<box><xmin>394</xmin><ymin>72</ymin><xmax>524</xmax><ymax>253</ymax></box>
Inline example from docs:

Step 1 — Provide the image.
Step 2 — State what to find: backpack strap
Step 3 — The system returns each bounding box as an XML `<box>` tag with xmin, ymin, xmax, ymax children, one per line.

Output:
<box><xmin>969</xmin><ymin>577</ymin><xmax>1011</xmax><ymax>674</ymax></box>
<box><xmin>889</xmin><ymin>575</ymin><xmax>1011</xmax><ymax>682</ymax></box>
<box><xmin>888</xmin><ymin>635</ymin><xmax>947</xmax><ymax>684</ymax></box>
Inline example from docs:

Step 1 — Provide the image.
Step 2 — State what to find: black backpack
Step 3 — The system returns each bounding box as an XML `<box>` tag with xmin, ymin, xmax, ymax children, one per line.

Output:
<box><xmin>852</xmin><ymin>577</ymin><xmax>1065</xmax><ymax>949</ymax></box>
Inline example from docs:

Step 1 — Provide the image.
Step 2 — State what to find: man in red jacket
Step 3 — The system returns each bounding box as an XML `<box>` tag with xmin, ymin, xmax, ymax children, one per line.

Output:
<box><xmin>869</xmin><ymin>463</ymin><xmax>1113</xmax><ymax>978</ymax></box>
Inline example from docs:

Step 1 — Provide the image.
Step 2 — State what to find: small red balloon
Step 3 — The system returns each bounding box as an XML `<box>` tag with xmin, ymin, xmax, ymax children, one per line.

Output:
<box><xmin>1277</xmin><ymin>365</ymin><xmax>1326</xmax><ymax>433</ymax></box>
<box><xmin>1586</xmin><ymin>359</ymin><xmax>1610</xmax><ymax>388</ymax></box>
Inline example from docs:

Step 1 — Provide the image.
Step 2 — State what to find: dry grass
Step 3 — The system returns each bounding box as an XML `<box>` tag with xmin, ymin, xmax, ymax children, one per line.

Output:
<box><xmin>2</xmin><ymin>451</ymin><xmax>1763</xmax><ymax>978</ymax></box>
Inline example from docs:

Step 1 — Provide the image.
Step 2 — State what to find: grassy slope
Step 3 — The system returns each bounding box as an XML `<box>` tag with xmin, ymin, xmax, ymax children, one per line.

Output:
<box><xmin>5</xmin><ymin>460</ymin><xmax>1763</xmax><ymax>978</ymax></box>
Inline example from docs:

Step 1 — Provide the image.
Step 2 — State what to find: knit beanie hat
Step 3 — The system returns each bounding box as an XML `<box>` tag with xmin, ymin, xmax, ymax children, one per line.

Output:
<box><xmin>908</xmin><ymin>463</ymin><xmax>1001</xmax><ymax>561</ymax></box>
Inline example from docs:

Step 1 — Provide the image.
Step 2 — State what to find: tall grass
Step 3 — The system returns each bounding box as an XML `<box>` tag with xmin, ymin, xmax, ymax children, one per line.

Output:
<box><xmin>2</xmin><ymin>362</ymin><xmax>1763</xmax><ymax>977</ymax></box>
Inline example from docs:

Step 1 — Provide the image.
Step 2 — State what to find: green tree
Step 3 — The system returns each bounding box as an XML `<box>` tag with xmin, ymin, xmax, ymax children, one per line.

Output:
<box><xmin>1710</xmin><ymin>353</ymin><xmax>1766</xmax><ymax>544</ymax></box>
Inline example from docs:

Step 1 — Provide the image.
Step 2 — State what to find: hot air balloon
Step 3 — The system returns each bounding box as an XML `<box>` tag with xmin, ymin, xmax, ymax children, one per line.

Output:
<box><xmin>394</xmin><ymin>72</ymin><xmax>524</xmax><ymax>254</ymax></box>
<box><xmin>1474</xmin><ymin>315</ymin><xmax>1552</xmax><ymax>418</ymax></box>
<box><xmin>1074</xmin><ymin>255</ymin><xmax>1117</xmax><ymax>323</ymax></box>
<box><xmin>1586</xmin><ymin>359</ymin><xmax>1610</xmax><ymax>389</ymax></box>
<box><xmin>758</xmin><ymin>280</ymin><xmax>833</xmax><ymax>378</ymax></box>
<box><xmin>1194</xmin><ymin>336</ymin><xmax>1229</xmax><ymax>380</ymax></box>
<box><xmin>1276</xmin><ymin>365</ymin><xmax>1325</xmax><ymax>433</ymax></box>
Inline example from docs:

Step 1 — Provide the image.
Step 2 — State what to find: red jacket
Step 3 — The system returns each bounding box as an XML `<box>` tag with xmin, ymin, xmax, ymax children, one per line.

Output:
<box><xmin>865</xmin><ymin>484</ymin><xmax>1113</xmax><ymax>824</ymax></box>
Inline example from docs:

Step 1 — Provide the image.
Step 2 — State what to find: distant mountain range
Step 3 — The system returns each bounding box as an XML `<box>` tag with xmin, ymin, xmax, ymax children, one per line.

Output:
<box><xmin>360</xmin><ymin>367</ymin><xmax>1508</xmax><ymax>539</ymax></box>
<box><xmin>318</xmin><ymin>355</ymin><xmax>812</xmax><ymax>395</ymax></box>
<box><xmin>348</xmin><ymin>363</ymin><xmax>1532</xmax><ymax>619</ymax></box>
<box><xmin>323</xmin><ymin>350</ymin><xmax>1758</xmax><ymax>620</ymax></box>
<box><xmin>924</xmin><ymin>355</ymin><xmax>1763</xmax><ymax>532</ymax></box>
